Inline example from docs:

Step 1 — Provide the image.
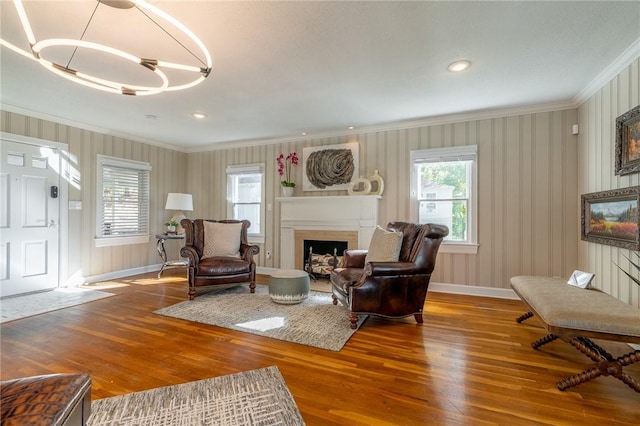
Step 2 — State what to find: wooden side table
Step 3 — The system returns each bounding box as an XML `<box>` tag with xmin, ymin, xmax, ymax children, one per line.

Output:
<box><xmin>155</xmin><ymin>233</ymin><xmax>188</xmax><ymax>278</ymax></box>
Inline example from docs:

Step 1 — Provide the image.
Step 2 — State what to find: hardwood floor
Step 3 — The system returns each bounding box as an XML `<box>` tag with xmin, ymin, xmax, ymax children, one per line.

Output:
<box><xmin>1</xmin><ymin>270</ymin><xmax>639</xmax><ymax>425</ymax></box>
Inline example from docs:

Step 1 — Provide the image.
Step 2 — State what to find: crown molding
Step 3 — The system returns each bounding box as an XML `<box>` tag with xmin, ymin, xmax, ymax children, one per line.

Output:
<box><xmin>187</xmin><ymin>100</ymin><xmax>577</xmax><ymax>153</ymax></box>
<box><xmin>1</xmin><ymin>104</ymin><xmax>189</xmax><ymax>153</ymax></box>
<box><xmin>573</xmin><ymin>36</ymin><xmax>640</xmax><ymax>107</ymax></box>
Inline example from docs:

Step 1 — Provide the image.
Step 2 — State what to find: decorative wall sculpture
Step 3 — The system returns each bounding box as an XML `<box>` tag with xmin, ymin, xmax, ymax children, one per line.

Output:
<box><xmin>302</xmin><ymin>142</ymin><xmax>359</xmax><ymax>191</ymax></box>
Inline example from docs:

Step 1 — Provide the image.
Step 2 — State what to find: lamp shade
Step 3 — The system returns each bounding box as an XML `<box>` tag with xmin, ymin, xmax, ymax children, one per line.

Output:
<box><xmin>165</xmin><ymin>193</ymin><xmax>193</xmax><ymax>211</ymax></box>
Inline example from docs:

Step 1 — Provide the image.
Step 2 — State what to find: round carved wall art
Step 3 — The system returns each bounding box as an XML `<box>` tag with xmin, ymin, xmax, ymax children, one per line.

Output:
<box><xmin>305</xmin><ymin>148</ymin><xmax>355</xmax><ymax>189</ymax></box>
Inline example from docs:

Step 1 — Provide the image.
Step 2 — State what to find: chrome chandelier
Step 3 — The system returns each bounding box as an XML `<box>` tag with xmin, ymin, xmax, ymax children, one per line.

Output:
<box><xmin>0</xmin><ymin>0</ymin><xmax>212</xmax><ymax>96</ymax></box>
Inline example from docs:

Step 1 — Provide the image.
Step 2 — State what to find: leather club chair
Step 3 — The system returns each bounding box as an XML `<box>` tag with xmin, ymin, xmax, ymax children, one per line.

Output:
<box><xmin>180</xmin><ymin>219</ymin><xmax>260</xmax><ymax>300</ymax></box>
<box><xmin>330</xmin><ymin>221</ymin><xmax>448</xmax><ymax>329</ymax></box>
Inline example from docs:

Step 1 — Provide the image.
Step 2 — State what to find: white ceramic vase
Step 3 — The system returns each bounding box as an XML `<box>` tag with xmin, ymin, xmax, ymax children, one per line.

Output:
<box><xmin>282</xmin><ymin>186</ymin><xmax>295</xmax><ymax>197</ymax></box>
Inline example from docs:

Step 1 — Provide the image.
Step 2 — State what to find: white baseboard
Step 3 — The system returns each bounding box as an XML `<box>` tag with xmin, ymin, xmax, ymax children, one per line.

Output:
<box><xmin>257</xmin><ymin>267</ymin><xmax>279</xmax><ymax>275</ymax></box>
<box><xmin>429</xmin><ymin>282</ymin><xmax>519</xmax><ymax>300</ymax></box>
<box><xmin>258</xmin><ymin>267</ymin><xmax>518</xmax><ymax>300</ymax></box>
<box><xmin>66</xmin><ymin>264</ymin><xmax>162</xmax><ymax>286</ymax></box>
<box><xmin>71</xmin><ymin>266</ymin><xmax>518</xmax><ymax>300</ymax></box>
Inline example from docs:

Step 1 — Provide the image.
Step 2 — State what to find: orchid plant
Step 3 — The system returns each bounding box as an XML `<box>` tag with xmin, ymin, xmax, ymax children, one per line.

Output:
<box><xmin>277</xmin><ymin>152</ymin><xmax>299</xmax><ymax>187</ymax></box>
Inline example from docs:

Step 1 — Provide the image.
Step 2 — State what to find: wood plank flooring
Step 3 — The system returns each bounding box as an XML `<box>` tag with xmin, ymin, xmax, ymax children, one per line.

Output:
<box><xmin>1</xmin><ymin>271</ymin><xmax>639</xmax><ymax>425</ymax></box>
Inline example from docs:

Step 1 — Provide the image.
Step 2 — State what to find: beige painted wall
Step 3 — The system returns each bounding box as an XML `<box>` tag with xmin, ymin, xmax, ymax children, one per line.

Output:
<box><xmin>187</xmin><ymin>108</ymin><xmax>580</xmax><ymax>290</ymax></box>
<box><xmin>578</xmin><ymin>57</ymin><xmax>640</xmax><ymax>307</ymax></box>
<box><xmin>1</xmin><ymin>106</ymin><xmax>583</xmax><ymax>292</ymax></box>
<box><xmin>1</xmin><ymin>111</ymin><xmax>188</xmax><ymax>282</ymax></box>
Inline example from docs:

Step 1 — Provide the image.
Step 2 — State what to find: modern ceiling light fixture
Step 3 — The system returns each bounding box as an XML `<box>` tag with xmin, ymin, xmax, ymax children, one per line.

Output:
<box><xmin>192</xmin><ymin>112</ymin><xmax>207</xmax><ymax>119</ymax></box>
<box><xmin>0</xmin><ymin>0</ymin><xmax>212</xmax><ymax>96</ymax></box>
<box><xmin>448</xmin><ymin>60</ymin><xmax>471</xmax><ymax>73</ymax></box>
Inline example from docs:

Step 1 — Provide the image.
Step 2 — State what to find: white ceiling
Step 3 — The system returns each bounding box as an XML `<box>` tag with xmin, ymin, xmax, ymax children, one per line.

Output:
<box><xmin>1</xmin><ymin>1</ymin><xmax>640</xmax><ymax>151</ymax></box>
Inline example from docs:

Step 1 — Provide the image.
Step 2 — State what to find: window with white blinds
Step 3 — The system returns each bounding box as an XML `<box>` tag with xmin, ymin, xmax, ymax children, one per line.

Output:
<box><xmin>95</xmin><ymin>155</ymin><xmax>151</xmax><ymax>247</ymax></box>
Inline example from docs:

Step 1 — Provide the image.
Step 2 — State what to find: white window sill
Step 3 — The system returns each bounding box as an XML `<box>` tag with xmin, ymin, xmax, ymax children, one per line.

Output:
<box><xmin>95</xmin><ymin>235</ymin><xmax>150</xmax><ymax>247</ymax></box>
<box><xmin>248</xmin><ymin>235</ymin><xmax>265</xmax><ymax>245</ymax></box>
<box><xmin>439</xmin><ymin>242</ymin><xmax>478</xmax><ymax>255</ymax></box>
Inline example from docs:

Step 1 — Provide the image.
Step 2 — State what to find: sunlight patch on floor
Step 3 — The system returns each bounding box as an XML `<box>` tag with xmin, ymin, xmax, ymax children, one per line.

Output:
<box><xmin>236</xmin><ymin>317</ymin><xmax>286</xmax><ymax>332</ymax></box>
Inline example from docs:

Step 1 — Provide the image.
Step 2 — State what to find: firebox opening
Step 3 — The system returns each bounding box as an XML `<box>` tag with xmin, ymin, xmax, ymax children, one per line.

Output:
<box><xmin>304</xmin><ymin>239</ymin><xmax>348</xmax><ymax>280</ymax></box>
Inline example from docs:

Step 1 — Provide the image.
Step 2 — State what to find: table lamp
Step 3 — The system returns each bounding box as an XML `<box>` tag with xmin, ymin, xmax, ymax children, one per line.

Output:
<box><xmin>165</xmin><ymin>193</ymin><xmax>193</xmax><ymax>234</ymax></box>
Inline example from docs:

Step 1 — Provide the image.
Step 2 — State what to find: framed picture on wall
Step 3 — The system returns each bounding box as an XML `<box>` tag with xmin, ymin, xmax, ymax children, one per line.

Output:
<box><xmin>615</xmin><ymin>105</ymin><xmax>640</xmax><ymax>176</ymax></box>
<box><xmin>581</xmin><ymin>186</ymin><xmax>640</xmax><ymax>250</ymax></box>
<box><xmin>302</xmin><ymin>142</ymin><xmax>359</xmax><ymax>191</ymax></box>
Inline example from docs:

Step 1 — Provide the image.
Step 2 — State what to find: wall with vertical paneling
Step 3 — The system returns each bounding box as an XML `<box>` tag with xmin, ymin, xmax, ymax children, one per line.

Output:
<box><xmin>2</xmin><ymin>105</ymin><xmax>581</xmax><ymax>292</ymax></box>
<box><xmin>187</xmin><ymin>108</ymin><xmax>579</xmax><ymax>291</ymax></box>
<box><xmin>1</xmin><ymin>111</ymin><xmax>188</xmax><ymax>282</ymax></box>
<box><xmin>578</xmin><ymin>57</ymin><xmax>640</xmax><ymax>307</ymax></box>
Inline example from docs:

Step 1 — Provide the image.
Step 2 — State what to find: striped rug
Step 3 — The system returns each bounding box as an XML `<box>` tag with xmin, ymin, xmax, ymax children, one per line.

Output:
<box><xmin>88</xmin><ymin>366</ymin><xmax>304</xmax><ymax>425</ymax></box>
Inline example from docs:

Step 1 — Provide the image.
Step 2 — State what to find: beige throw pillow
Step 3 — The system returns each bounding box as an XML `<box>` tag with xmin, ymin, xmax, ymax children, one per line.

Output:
<box><xmin>365</xmin><ymin>226</ymin><xmax>403</xmax><ymax>263</ymax></box>
<box><xmin>202</xmin><ymin>221</ymin><xmax>242</xmax><ymax>259</ymax></box>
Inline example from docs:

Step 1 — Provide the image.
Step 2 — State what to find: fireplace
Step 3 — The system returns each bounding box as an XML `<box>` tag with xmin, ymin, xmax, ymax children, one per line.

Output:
<box><xmin>278</xmin><ymin>195</ymin><xmax>380</xmax><ymax>270</ymax></box>
<box><xmin>303</xmin><ymin>239</ymin><xmax>348</xmax><ymax>278</ymax></box>
<box><xmin>294</xmin><ymin>230</ymin><xmax>357</xmax><ymax>271</ymax></box>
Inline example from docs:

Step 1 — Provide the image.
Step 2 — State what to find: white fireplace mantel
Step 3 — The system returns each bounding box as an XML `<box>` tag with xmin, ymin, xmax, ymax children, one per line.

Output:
<box><xmin>278</xmin><ymin>195</ymin><xmax>380</xmax><ymax>269</ymax></box>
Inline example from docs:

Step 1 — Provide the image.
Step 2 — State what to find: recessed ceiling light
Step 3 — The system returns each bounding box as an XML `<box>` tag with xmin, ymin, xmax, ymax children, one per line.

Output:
<box><xmin>347</xmin><ymin>126</ymin><xmax>355</xmax><ymax>130</ymax></box>
<box><xmin>448</xmin><ymin>60</ymin><xmax>471</xmax><ymax>73</ymax></box>
<box><xmin>192</xmin><ymin>112</ymin><xmax>207</xmax><ymax>119</ymax></box>
<box><xmin>301</xmin><ymin>132</ymin><xmax>307</xmax><ymax>136</ymax></box>
<box><xmin>146</xmin><ymin>114</ymin><xmax>157</xmax><ymax>120</ymax></box>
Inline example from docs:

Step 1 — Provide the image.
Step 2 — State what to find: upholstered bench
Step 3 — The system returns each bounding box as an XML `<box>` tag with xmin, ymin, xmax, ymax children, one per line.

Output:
<box><xmin>1</xmin><ymin>373</ymin><xmax>91</xmax><ymax>425</ymax></box>
<box><xmin>269</xmin><ymin>269</ymin><xmax>310</xmax><ymax>304</ymax></box>
<box><xmin>510</xmin><ymin>275</ymin><xmax>640</xmax><ymax>392</ymax></box>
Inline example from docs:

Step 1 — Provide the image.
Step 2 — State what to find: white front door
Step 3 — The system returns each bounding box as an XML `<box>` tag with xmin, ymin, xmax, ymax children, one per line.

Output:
<box><xmin>0</xmin><ymin>139</ymin><xmax>60</xmax><ymax>297</ymax></box>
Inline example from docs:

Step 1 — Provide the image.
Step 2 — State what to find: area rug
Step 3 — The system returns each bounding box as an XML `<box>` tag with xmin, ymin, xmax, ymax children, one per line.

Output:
<box><xmin>88</xmin><ymin>366</ymin><xmax>305</xmax><ymax>425</ymax></box>
<box><xmin>0</xmin><ymin>287</ymin><xmax>114</xmax><ymax>323</ymax></box>
<box><xmin>154</xmin><ymin>285</ymin><xmax>366</xmax><ymax>351</ymax></box>
<box><xmin>309</xmin><ymin>278</ymin><xmax>331</xmax><ymax>293</ymax></box>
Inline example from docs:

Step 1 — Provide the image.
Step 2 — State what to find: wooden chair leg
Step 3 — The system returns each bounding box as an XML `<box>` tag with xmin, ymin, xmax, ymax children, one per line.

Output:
<box><xmin>332</xmin><ymin>294</ymin><xmax>338</xmax><ymax>305</ymax></box>
<box><xmin>349</xmin><ymin>313</ymin><xmax>359</xmax><ymax>329</ymax></box>
<box><xmin>414</xmin><ymin>313</ymin><xmax>424</xmax><ymax>324</ymax></box>
<box><xmin>249</xmin><ymin>281</ymin><xmax>256</xmax><ymax>293</ymax></box>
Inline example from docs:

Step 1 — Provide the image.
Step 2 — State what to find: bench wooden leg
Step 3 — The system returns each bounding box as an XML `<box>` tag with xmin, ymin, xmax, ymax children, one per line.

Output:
<box><xmin>531</xmin><ymin>333</ymin><xmax>558</xmax><ymax>349</ymax></box>
<box><xmin>516</xmin><ymin>311</ymin><xmax>534</xmax><ymax>323</ymax></box>
<box><xmin>556</xmin><ymin>336</ymin><xmax>640</xmax><ymax>393</ymax></box>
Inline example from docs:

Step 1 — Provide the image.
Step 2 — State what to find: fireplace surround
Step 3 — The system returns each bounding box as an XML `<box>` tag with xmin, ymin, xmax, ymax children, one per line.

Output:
<box><xmin>278</xmin><ymin>195</ymin><xmax>381</xmax><ymax>270</ymax></box>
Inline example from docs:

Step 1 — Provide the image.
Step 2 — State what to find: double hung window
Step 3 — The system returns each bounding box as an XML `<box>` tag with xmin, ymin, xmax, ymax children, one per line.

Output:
<box><xmin>410</xmin><ymin>145</ymin><xmax>478</xmax><ymax>254</ymax></box>
<box><xmin>226</xmin><ymin>163</ymin><xmax>265</xmax><ymax>243</ymax></box>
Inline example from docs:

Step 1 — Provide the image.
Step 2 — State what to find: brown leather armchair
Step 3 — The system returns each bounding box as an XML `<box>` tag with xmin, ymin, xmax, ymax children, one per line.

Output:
<box><xmin>331</xmin><ymin>222</ymin><xmax>448</xmax><ymax>329</ymax></box>
<box><xmin>180</xmin><ymin>219</ymin><xmax>260</xmax><ymax>300</ymax></box>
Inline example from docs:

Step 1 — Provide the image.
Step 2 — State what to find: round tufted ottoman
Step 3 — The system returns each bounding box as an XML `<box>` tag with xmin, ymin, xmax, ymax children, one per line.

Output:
<box><xmin>269</xmin><ymin>269</ymin><xmax>310</xmax><ymax>304</ymax></box>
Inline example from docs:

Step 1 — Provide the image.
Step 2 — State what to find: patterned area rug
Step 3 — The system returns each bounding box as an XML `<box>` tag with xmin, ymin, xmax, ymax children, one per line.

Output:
<box><xmin>88</xmin><ymin>366</ymin><xmax>305</xmax><ymax>425</ymax></box>
<box><xmin>309</xmin><ymin>278</ymin><xmax>331</xmax><ymax>293</ymax></box>
<box><xmin>0</xmin><ymin>287</ymin><xmax>114</xmax><ymax>323</ymax></box>
<box><xmin>155</xmin><ymin>284</ymin><xmax>366</xmax><ymax>351</ymax></box>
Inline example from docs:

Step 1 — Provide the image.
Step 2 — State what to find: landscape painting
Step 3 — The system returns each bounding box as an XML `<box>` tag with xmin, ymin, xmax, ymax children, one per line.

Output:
<box><xmin>615</xmin><ymin>105</ymin><xmax>640</xmax><ymax>175</ymax></box>
<box><xmin>581</xmin><ymin>186</ymin><xmax>640</xmax><ymax>250</ymax></box>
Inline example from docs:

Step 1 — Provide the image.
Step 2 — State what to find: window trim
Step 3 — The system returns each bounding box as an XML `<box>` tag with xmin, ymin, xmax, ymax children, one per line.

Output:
<box><xmin>226</xmin><ymin>163</ymin><xmax>265</xmax><ymax>244</ymax></box>
<box><xmin>410</xmin><ymin>145</ymin><xmax>478</xmax><ymax>254</ymax></box>
<box><xmin>95</xmin><ymin>155</ymin><xmax>151</xmax><ymax>247</ymax></box>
